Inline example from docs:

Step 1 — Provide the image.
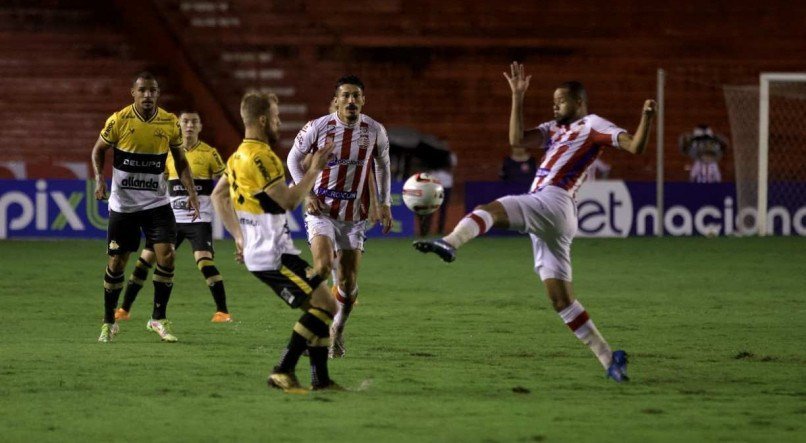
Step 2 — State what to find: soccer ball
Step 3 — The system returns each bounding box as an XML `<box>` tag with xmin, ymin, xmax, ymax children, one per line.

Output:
<box><xmin>402</xmin><ymin>173</ymin><xmax>444</xmax><ymax>215</ymax></box>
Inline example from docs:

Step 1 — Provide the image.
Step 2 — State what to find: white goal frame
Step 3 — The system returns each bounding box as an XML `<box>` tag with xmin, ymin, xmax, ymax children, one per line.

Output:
<box><xmin>757</xmin><ymin>72</ymin><xmax>806</xmax><ymax>236</ymax></box>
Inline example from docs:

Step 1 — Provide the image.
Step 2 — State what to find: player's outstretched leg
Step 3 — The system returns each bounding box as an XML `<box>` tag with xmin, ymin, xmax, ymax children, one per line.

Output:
<box><xmin>413</xmin><ymin>206</ymin><xmax>498</xmax><ymax>262</ymax></box>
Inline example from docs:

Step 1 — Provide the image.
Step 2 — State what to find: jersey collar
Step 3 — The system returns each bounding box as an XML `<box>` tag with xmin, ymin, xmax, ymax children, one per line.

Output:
<box><xmin>131</xmin><ymin>105</ymin><xmax>158</xmax><ymax>123</ymax></box>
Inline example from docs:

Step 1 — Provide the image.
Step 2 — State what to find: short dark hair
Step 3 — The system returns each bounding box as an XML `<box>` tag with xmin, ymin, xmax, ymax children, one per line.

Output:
<box><xmin>132</xmin><ymin>71</ymin><xmax>158</xmax><ymax>86</ymax></box>
<box><xmin>335</xmin><ymin>75</ymin><xmax>364</xmax><ymax>94</ymax></box>
<box><xmin>178</xmin><ymin>110</ymin><xmax>200</xmax><ymax>118</ymax></box>
<box><xmin>557</xmin><ymin>81</ymin><xmax>587</xmax><ymax>103</ymax></box>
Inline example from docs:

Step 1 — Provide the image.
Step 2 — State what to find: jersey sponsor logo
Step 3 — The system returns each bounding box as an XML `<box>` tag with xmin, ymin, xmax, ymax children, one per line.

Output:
<box><xmin>254</xmin><ymin>158</ymin><xmax>271</xmax><ymax>180</ymax></box>
<box><xmin>327</xmin><ymin>158</ymin><xmax>366</xmax><ymax>167</ymax></box>
<box><xmin>120</xmin><ymin>176</ymin><xmax>160</xmax><ymax>191</ymax></box>
<box><xmin>315</xmin><ymin>187</ymin><xmax>357</xmax><ymax>200</ymax></box>
<box><xmin>359</xmin><ymin>125</ymin><xmax>370</xmax><ymax>149</ymax></box>
<box><xmin>102</xmin><ymin>120</ymin><xmax>115</xmax><ymax>139</ymax></box>
<box><xmin>239</xmin><ymin>217</ymin><xmax>260</xmax><ymax>226</ymax></box>
<box><xmin>123</xmin><ymin>158</ymin><xmax>163</xmax><ymax>169</ymax></box>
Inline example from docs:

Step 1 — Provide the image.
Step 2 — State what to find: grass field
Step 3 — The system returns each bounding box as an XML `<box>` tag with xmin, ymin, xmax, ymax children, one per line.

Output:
<box><xmin>0</xmin><ymin>237</ymin><xmax>804</xmax><ymax>442</ymax></box>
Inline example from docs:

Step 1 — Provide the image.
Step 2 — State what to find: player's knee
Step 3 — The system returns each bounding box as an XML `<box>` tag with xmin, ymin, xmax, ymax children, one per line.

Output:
<box><xmin>107</xmin><ymin>256</ymin><xmax>127</xmax><ymax>273</ymax></box>
<box><xmin>312</xmin><ymin>258</ymin><xmax>334</xmax><ymax>279</ymax></box>
<box><xmin>309</xmin><ymin>285</ymin><xmax>337</xmax><ymax>314</ymax></box>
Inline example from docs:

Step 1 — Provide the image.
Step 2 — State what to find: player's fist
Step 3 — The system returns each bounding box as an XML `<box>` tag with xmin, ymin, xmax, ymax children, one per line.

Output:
<box><xmin>94</xmin><ymin>179</ymin><xmax>108</xmax><ymax>200</ymax></box>
<box><xmin>643</xmin><ymin>100</ymin><xmax>657</xmax><ymax>117</ymax></box>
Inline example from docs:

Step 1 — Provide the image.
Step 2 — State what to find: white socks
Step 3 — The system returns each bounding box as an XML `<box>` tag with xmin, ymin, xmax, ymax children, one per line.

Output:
<box><xmin>332</xmin><ymin>286</ymin><xmax>357</xmax><ymax>333</ymax></box>
<box><xmin>443</xmin><ymin>209</ymin><xmax>494</xmax><ymax>248</ymax></box>
<box><xmin>558</xmin><ymin>300</ymin><xmax>613</xmax><ymax>369</ymax></box>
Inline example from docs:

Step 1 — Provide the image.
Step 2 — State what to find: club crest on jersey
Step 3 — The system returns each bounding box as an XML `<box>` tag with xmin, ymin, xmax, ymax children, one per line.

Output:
<box><xmin>154</xmin><ymin>128</ymin><xmax>168</xmax><ymax>140</ymax></box>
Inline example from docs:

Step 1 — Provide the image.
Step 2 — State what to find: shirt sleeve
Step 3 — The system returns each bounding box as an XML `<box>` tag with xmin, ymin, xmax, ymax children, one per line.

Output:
<box><xmin>591</xmin><ymin>116</ymin><xmax>627</xmax><ymax>149</ymax></box>
<box><xmin>536</xmin><ymin>122</ymin><xmax>553</xmax><ymax>150</ymax></box>
<box><xmin>210</xmin><ymin>148</ymin><xmax>226</xmax><ymax>175</ymax></box>
<box><xmin>373</xmin><ymin>123</ymin><xmax>392</xmax><ymax>206</ymax></box>
<box><xmin>99</xmin><ymin>113</ymin><xmax>119</xmax><ymax>145</ymax></box>
<box><xmin>288</xmin><ymin>120</ymin><xmax>317</xmax><ymax>184</ymax></box>
<box><xmin>254</xmin><ymin>149</ymin><xmax>285</xmax><ymax>192</ymax></box>
<box><xmin>170</xmin><ymin>117</ymin><xmax>183</xmax><ymax>148</ymax></box>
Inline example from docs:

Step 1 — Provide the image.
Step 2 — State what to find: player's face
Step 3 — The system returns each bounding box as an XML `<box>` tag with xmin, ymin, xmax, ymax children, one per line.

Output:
<box><xmin>265</xmin><ymin>101</ymin><xmax>281</xmax><ymax>146</ymax></box>
<box><xmin>180</xmin><ymin>113</ymin><xmax>202</xmax><ymax>141</ymax></box>
<box><xmin>553</xmin><ymin>88</ymin><xmax>580</xmax><ymax>124</ymax></box>
<box><xmin>131</xmin><ymin>78</ymin><xmax>160</xmax><ymax>113</ymax></box>
<box><xmin>335</xmin><ymin>84</ymin><xmax>365</xmax><ymax>123</ymax></box>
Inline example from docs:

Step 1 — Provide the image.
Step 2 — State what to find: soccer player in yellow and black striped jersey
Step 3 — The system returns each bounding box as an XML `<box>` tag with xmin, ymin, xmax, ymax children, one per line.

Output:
<box><xmin>115</xmin><ymin>111</ymin><xmax>233</xmax><ymax>323</ymax></box>
<box><xmin>211</xmin><ymin>91</ymin><xmax>341</xmax><ymax>391</ymax></box>
<box><xmin>91</xmin><ymin>71</ymin><xmax>200</xmax><ymax>343</ymax></box>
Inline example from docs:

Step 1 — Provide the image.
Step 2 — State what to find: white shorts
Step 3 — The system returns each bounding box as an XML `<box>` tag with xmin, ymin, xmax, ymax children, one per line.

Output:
<box><xmin>304</xmin><ymin>214</ymin><xmax>368</xmax><ymax>252</ymax></box>
<box><xmin>497</xmin><ymin>186</ymin><xmax>577</xmax><ymax>282</ymax></box>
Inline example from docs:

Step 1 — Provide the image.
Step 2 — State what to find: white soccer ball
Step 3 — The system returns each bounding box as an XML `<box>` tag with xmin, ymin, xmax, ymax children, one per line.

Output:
<box><xmin>402</xmin><ymin>173</ymin><xmax>444</xmax><ymax>215</ymax></box>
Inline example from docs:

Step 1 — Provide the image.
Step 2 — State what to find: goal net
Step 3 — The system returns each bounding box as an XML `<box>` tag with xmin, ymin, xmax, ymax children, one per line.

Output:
<box><xmin>723</xmin><ymin>74</ymin><xmax>806</xmax><ymax>235</ymax></box>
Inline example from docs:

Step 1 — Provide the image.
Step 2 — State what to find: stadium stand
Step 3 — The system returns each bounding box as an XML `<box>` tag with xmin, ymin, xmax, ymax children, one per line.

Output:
<box><xmin>1</xmin><ymin>0</ymin><xmax>803</xmax><ymax>183</ymax></box>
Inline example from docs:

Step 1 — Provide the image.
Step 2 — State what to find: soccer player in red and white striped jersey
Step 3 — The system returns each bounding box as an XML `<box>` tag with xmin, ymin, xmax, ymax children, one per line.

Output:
<box><xmin>288</xmin><ymin>75</ymin><xmax>393</xmax><ymax>358</ymax></box>
<box><xmin>415</xmin><ymin>62</ymin><xmax>657</xmax><ymax>382</ymax></box>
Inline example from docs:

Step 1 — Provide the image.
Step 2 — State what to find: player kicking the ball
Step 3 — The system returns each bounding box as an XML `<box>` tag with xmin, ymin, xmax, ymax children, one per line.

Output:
<box><xmin>414</xmin><ymin>62</ymin><xmax>657</xmax><ymax>382</ymax></box>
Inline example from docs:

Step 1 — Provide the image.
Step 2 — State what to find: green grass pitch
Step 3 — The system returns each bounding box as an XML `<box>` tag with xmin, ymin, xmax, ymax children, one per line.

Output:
<box><xmin>0</xmin><ymin>237</ymin><xmax>803</xmax><ymax>442</ymax></box>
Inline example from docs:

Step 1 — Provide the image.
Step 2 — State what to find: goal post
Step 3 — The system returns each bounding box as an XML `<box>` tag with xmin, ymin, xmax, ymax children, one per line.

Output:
<box><xmin>757</xmin><ymin>73</ymin><xmax>806</xmax><ymax>236</ymax></box>
<box><xmin>724</xmin><ymin>72</ymin><xmax>806</xmax><ymax>236</ymax></box>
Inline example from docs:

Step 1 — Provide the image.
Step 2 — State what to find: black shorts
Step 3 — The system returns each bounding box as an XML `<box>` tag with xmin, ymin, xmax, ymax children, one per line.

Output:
<box><xmin>251</xmin><ymin>254</ymin><xmax>325</xmax><ymax>308</ymax></box>
<box><xmin>145</xmin><ymin>222</ymin><xmax>214</xmax><ymax>254</ymax></box>
<box><xmin>107</xmin><ymin>205</ymin><xmax>176</xmax><ymax>255</ymax></box>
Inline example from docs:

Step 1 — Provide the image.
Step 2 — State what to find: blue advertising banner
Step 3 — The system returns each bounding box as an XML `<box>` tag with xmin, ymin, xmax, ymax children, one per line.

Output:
<box><xmin>0</xmin><ymin>179</ymin><xmax>415</xmax><ymax>239</ymax></box>
<box><xmin>465</xmin><ymin>180</ymin><xmax>806</xmax><ymax>236</ymax></box>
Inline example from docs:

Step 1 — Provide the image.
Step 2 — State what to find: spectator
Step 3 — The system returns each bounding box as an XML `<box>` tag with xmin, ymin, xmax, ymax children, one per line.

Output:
<box><xmin>680</xmin><ymin>124</ymin><xmax>726</xmax><ymax>183</ymax></box>
<box><xmin>500</xmin><ymin>145</ymin><xmax>537</xmax><ymax>188</ymax></box>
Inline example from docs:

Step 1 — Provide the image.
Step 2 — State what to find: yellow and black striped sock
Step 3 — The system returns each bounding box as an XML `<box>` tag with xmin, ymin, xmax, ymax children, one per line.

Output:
<box><xmin>103</xmin><ymin>267</ymin><xmax>125</xmax><ymax>324</ymax></box>
<box><xmin>121</xmin><ymin>257</ymin><xmax>152</xmax><ymax>311</ymax></box>
<box><xmin>276</xmin><ymin>308</ymin><xmax>333</xmax><ymax>376</ymax></box>
<box><xmin>151</xmin><ymin>264</ymin><xmax>174</xmax><ymax>320</ymax></box>
<box><xmin>197</xmin><ymin>257</ymin><xmax>228</xmax><ymax>313</ymax></box>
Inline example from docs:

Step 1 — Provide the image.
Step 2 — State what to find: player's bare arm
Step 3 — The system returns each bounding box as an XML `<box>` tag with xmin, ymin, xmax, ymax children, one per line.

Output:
<box><xmin>91</xmin><ymin>137</ymin><xmax>112</xmax><ymax>200</ymax></box>
<box><xmin>170</xmin><ymin>144</ymin><xmax>201</xmax><ymax>221</ymax></box>
<box><xmin>211</xmin><ymin>175</ymin><xmax>244</xmax><ymax>263</ymax></box>
<box><xmin>373</xmin><ymin>156</ymin><xmax>393</xmax><ymax>235</ymax></box>
<box><xmin>265</xmin><ymin>140</ymin><xmax>335</xmax><ymax>210</ymax></box>
<box><xmin>504</xmin><ymin>62</ymin><xmax>543</xmax><ymax>148</ymax></box>
<box><xmin>617</xmin><ymin>100</ymin><xmax>657</xmax><ymax>155</ymax></box>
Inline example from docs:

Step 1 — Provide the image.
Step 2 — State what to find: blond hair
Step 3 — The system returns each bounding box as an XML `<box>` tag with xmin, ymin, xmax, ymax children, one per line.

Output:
<box><xmin>240</xmin><ymin>90</ymin><xmax>278</xmax><ymax>125</ymax></box>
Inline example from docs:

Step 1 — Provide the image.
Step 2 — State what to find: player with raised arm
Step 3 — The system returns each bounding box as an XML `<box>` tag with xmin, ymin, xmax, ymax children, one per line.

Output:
<box><xmin>93</xmin><ymin>71</ymin><xmax>199</xmax><ymax>343</ymax></box>
<box><xmin>414</xmin><ymin>62</ymin><xmax>656</xmax><ymax>382</ymax></box>
<box><xmin>211</xmin><ymin>91</ymin><xmax>341</xmax><ymax>391</ymax></box>
<box><xmin>115</xmin><ymin>111</ymin><xmax>233</xmax><ymax>323</ymax></box>
<box><xmin>287</xmin><ymin>75</ymin><xmax>393</xmax><ymax>358</ymax></box>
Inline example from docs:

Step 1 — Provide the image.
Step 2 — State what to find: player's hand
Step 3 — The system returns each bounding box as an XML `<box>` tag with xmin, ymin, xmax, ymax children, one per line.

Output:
<box><xmin>310</xmin><ymin>139</ymin><xmax>336</xmax><ymax>171</ymax></box>
<box><xmin>643</xmin><ymin>100</ymin><xmax>657</xmax><ymax>118</ymax></box>
<box><xmin>504</xmin><ymin>62</ymin><xmax>531</xmax><ymax>97</ymax></box>
<box><xmin>305</xmin><ymin>195</ymin><xmax>323</xmax><ymax>215</ymax></box>
<box><xmin>94</xmin><ymin>179</ymin><xmax>108</xmax><ymax>200</ymax></box>
<box><xmin>380</xmin><ymin>204</ymin><xmax>393</xmax><ymax>234</ymax></box>
<box><xmin>234</xmin><ymin>236</ymin><xmax>244</xmax><ymax>264</ymax></box>
<box><xmin>188</xmin><ymin>193</ymin><xmax>201</xmax><ymax>222</ymax></box>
